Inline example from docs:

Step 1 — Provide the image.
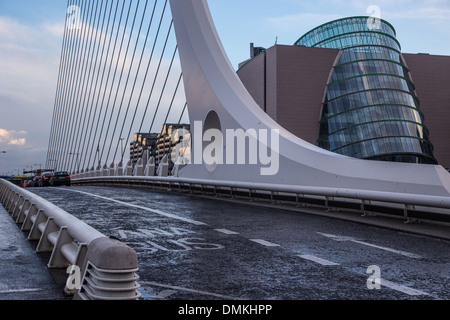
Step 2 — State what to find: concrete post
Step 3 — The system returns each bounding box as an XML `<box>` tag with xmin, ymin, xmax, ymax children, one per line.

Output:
<box><xmin>75</xmin><ymin>237</ymin><xmax>141</xmax><ymax>300</ymax></box>
<box><xmin>157</xmin><ymin>155</ymin><xmax>169</xmax><ymax>177</ymax></box>
<box><xmin>145</xmin><ymin>157</ymin><xmax>156</xmax><ymax>177</ymax></box>
<box><xmin>134</xmin><ymin>158</ymin><xmax>144</xmax><ymax>176</ymax></box>
<box><xmin>124</xmin><ymin>160</ymin><xmax>133</xmax><ymax>176</ymax></box>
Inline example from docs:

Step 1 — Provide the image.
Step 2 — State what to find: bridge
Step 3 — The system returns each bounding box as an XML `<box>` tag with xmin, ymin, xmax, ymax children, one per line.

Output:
<box><xmin>1</xmin><ymin>0</ymin><xmax>449</xmax><ymax>303</ymax></box>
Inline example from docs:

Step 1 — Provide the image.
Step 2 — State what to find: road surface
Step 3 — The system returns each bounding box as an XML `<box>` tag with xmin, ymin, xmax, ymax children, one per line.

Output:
<box><xmin>29</xmin><ymin>185</ymin><xmax>449</xmax><ymax>300</ymax></box>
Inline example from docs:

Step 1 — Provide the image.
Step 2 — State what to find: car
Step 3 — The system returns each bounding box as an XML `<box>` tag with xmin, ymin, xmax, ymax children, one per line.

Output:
<box><xmin>24</xmin><ymin>180</ymin><xmax>33</xmax><ymax>188</ymax></box>
<box><xmin>50</xmin><ymin>171</ymin><xmax>71</xmax><ymax>186</ymax></box>
<box><xmin>39</xmin><ymin>172</ymin><xmax>54</xmax><ymax>187</ymax></box>
<box><xmin>32</xmin><ymin>176</ymin><xmax>42</xmax><ymax>187</ymax></box>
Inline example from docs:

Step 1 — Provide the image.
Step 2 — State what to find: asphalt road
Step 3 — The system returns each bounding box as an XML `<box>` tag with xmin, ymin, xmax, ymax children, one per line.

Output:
<box><xmin>29</xmin><ymin>185</ymin><xmax>449</xmax><ymax>300</ymax></box>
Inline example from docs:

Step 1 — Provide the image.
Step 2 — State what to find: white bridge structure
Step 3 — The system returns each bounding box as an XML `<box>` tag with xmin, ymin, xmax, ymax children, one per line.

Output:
<box><xmin>49</xmin><ymin>0</ymin><xmax>450</xmax><ymax>224</ymax></box>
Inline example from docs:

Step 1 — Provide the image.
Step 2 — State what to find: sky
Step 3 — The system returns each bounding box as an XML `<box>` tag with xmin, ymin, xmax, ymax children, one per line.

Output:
<box><xmin>0</xmin><ymin>0</ymin><xmax>449</xmax><ymax>176</ymax></box>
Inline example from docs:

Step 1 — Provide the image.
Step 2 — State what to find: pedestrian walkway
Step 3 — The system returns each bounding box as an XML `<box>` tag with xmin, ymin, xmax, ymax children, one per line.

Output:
<box><xmin>0</xmin><ymin>205</ymin><xmax>65</xmax><ymax>300</ymax></box>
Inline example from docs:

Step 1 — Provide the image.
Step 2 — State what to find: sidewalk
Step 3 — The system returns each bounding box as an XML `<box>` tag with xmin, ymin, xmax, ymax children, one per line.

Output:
<box><xmin>0</xmin><ymin>205</ymin><xmax>66</xmax><ymax>300</ymax></box>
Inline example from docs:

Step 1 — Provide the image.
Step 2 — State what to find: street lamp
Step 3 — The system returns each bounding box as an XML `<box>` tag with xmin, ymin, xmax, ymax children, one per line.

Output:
<box><xmin>0</xmin><ymin>151</ymin><xmax>6</xmax><ymax>154</ymax></box>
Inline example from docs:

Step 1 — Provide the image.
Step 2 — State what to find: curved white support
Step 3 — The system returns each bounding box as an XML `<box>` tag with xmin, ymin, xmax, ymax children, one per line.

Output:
<box><xmin>172</xmin><ymin>158</ymin><xmax>187</xmax><ymax>177</ymax></box>
<box><xmin>115</xmin><ymin>161</ymin><xmax>123</xmax><ymax>177</ymax></box>
<box><xmin>124</xmin><ymin>160</ymin><xmax>133</xmax><ymax>176</ymax></box>
<box><xmin>108</xmin><ymin>162</ymin><xmax>115</xmax><ymax>176</ymax></box>
<box><xmin>169</xmin><ymin>0</ymin><xmax>450</xmax><ymax>198</ymax></box>
<box><xmin>134</xmin><ymin>158</ymin><xmax>144</xmax><ymax>176</ymax></box>
<box><xmin>157</xmin><ymin>155</ymin><xmax>169</xmax><ymax>177</ymax></box>
<box><xmin>96</xmin><ymin>165</ymin><xmax>102</xmax><ymax>177</ymax></box>
<box><xmin>145</xmin><ymin>157</ymin><xmax>156</xmax><ymax>177</ymax></box>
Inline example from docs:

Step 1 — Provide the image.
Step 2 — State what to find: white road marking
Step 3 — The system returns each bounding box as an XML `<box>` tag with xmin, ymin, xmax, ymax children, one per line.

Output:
<box><xmin>381</xmin><ymin>279</ymin><xmax>430</xmax><ymax>296</ymax></box>
<box><xmin>352</xmin><ymin>239</ymin><xmax>422</xmax><ymax>259</ymax></box>
<box><xmin>117</xmin><ymin>229</ymin><xmax>127</xmax><ymax>239</ymax></box>
<box><xmin>250</xmin><ymin>239</ymin><xmax>281</xmax><ymax>247</ymax></box>
<box><xmin>150</xmin><ymin>289</ymin><xmax>179</xmax><ymax>299</ymax></box>
<box><xmin>318</xmin><ymin>232</ymin><xmax>422</xmax><ymax>259</ymax></box>
<box><xmin>0</xmin><ymin>288</ymin><xmax>51</xmax><ymax>294</ymax></box>
<box><xmin>298</xmin><ymin>254</ymin><xmax>340</xmax><ymax>266</ymax></box>
<box><xmin>140</xmin><ymin>281</ymin><xmax>244</xmax><ymax>300</ymax></box>
<box><xmin>59</xmin><ymin>188</ymin><xmax>207</xmax><ymax>226</ymax></box>
<box><xmin>215</xmin><ymin>229</ymin><xmax>239</xmax><ymax>235</ymax></box>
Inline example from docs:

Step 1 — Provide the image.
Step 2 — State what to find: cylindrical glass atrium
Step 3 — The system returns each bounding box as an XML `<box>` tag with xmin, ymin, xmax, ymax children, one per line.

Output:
<box><xmin>296</xmin><ymin>17</ymin><xmax>437</xmax><ymax>164</ymax></box>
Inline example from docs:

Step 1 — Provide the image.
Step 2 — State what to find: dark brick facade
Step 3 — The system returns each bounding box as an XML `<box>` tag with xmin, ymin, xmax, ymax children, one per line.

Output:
<box><xmin>403</xmin><ymin>53</ymin><xmax>450</xmax><ymax>169</ymax></box>
<box><xmin>238</xmin><ymin>45</ymin><xmax>450</xmax><ymax>169</ymax></box>
<box><xmin>238</xmin><ymin>45</ymin><xmax>341</xmax><ymax>146</ymax></box>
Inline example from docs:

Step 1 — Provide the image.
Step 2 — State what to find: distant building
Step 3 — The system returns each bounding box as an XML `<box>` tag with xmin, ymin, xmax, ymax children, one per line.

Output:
<box><xmin>238</xmin><ymin>43</ymin><xmax>266</xmax><ymax>69</ymax></box>
<box><xmin>129</xmin><ymin>133</ymin><xmax>158</xmax><ymax>166</ymax></box>
<box><xmin>155</xmin><ymin>123</ymin><xmax>191</xmax><ymax>170</ymax></box>
<box><xmin>238</xmin><ymin>17</ymin><xmax>450</xmax><ymax>168</ymax></box>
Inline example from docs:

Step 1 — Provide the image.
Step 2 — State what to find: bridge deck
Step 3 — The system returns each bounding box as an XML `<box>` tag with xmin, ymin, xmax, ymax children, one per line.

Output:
<box><xmin>23</xmin><ymin>186</ymin><xmax>450</xmax><ymax>300</ymax></box>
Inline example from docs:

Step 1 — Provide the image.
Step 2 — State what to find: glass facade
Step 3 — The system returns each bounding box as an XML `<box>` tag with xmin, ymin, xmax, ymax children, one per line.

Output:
<box><xmin>296</xmin><ymin>17</ymin><xmax>437</xmax><ymax>164</ymax></box>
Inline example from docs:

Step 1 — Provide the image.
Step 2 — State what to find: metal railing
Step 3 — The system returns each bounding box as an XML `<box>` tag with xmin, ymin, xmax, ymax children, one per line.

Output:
<box><xmin>0</xmin><ymin>179</ymin><xmax>141</xmax><ymax>300</ymax></box>
<box><xmin>72</xmin><ymin>175</ymin><xmax>450</xmax><ymax>227</ymax></box>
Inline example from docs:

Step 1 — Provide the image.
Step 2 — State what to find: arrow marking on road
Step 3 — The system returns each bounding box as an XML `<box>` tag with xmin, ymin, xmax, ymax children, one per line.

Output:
<box><xmin>317</xmin><ymin>232</ymin><xmax>422</xmax><ymax>259</ymax></box>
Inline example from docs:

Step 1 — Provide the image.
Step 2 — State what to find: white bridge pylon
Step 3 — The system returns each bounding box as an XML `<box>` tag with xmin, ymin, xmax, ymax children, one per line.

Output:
<box><xmin>168</xmin><ymin>0</ymin><xmax>450</xmax><ymax>198</ymax></box>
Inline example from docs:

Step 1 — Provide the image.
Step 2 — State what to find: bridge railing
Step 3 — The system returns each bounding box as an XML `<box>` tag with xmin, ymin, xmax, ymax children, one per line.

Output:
<box><xmin>73</xmin><ymin>176</ymin><xmax>450</xmax><ymax>227</ymax></box>
<box><xmin>0</xmin><ymin>178</ymin><xmax>141</xmax><ymax>300</ymax></box>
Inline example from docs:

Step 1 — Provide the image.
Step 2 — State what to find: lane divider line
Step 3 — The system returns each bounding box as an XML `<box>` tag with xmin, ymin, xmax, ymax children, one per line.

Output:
<box><xmin>298</xmin><ymin>254</ymin><xmax>340</xmax><ymax>266</ymax></box>
<box><xmin>250</xmin><ymin>239</ymin><xmax>281</xmax><ymax>247</ymax></box>
<box><xmin>58</xmin><ymin>188</ymin><xmax>207</xmax><ymax>226</ymax></box>
<box><xmin>381</xmin><ymin>279</ymin><xmax>430</xmax><ymax>296</ymax></box>
<box><xmin>317</xmin><ymin>232</ymin><xmax>423</xmax><ymax>259</ymax></box>
<box><xmin>214</xmin><ymin>229</ymin><xmax>240</xmax><ymax>235</ymax></box>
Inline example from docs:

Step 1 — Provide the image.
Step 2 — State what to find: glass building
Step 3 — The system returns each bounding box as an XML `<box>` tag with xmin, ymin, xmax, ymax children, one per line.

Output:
<box><xmin>295</xmin><ymin>17</ymin><xmax>437</xmax><ymax>164</ymax></box>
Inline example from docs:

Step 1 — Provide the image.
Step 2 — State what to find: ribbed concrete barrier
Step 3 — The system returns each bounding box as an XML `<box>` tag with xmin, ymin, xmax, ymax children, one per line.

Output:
<box><xmin>0</xmin><ymin>179</ymin><xmax>141</xmax><ymax>300</ymax></box>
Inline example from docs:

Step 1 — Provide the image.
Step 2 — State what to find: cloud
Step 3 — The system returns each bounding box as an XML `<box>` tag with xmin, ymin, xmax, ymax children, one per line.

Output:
<box><xmin>0</xmin><ymin>15</ymin><xmax>63</xmax><ymax>173</ymax></box>
<box><xmin>0</xmin><ymin>16</ymin><xmax>36</xmax><ymax>42</ymax></box>
<box><xmin>0</xmin><ymin>17</ymin><xmax>61</xmax><ymax>108</ymax></box>
<box><xmin>8</xmin><ymin>138</ymin><xmax>26</xmax><ymax>146</ymax></box>
<box><xmin>0</xmin><ymin>129</ymin><xmax>27</xmax><ymax>147</ymax></box>
<box><xmin>44</xmin><ymin>22</ymin><xmax>65</xmax><ymax>38</ymax></box>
